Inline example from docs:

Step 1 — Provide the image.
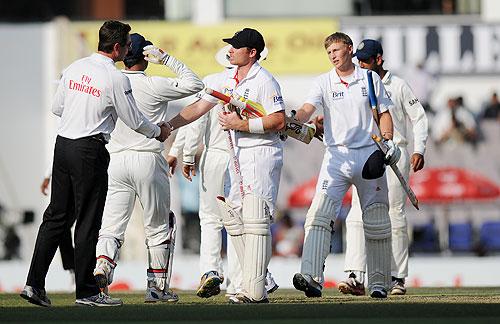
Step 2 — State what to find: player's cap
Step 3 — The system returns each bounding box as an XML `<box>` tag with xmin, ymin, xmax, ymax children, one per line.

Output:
<box><xmin>223</xmin><ymin>28</ymin><xmax>265</xmax><ymax>55</ymax></box>
<box><xmin>127</xmin><ymin>33</ymin><xmax>152</xmax><ymax>60</ymax></box>
<box><xmin>215</xmin><ymin>44</ymin><xmax>269</xmax><ymax>68</ymax></box>
<box><xmin>354</xmin><ymin>39</ymin><xmax>383</xmax><ymax>61</ymax></box>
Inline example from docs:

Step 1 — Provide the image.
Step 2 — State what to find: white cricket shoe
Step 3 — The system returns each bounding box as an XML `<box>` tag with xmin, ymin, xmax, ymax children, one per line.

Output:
<box><xmin>144</xmin><ymin>287</ymin><xmax>179</xmax><ymax>303</ymax></box>
<box><xmin>390</xmin><ymin>278</ymin><xmax>407</xmax><ymax>295</ymax></box>
<box><xmin>338</xmin><ymin>272</ymin><xmax>366</xmax><ymax>296</ymax></box>
<box><xmin>265</xmin><ymin>270</ymin><xmax>279</xmax><ymax>294</ymax></box>
<box><xmin>228</xmin><ymin>293</ymin><xmax>269</xmax><ymax>304</ymax></box>
<box><xmin>75</xmin><ymin>292</ymin><xmax>123</xmax><ymax>306</ymax></box>
<box><xmin>196</xmin><ymin>270</ymin><xmax>224</xmax><ymax>298</ymax></box>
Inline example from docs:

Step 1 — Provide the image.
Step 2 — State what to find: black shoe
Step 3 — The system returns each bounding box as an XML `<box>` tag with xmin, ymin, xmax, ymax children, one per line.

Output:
<box><xmin>293</xmin><ymin>273</ymin><xmax>322</xmax><ymax>297</ymax></box>
<box><xmin>370</xmin><ymin>288</ymin><xmax>388</xmax><ymax>298</ymax></box>
<box><xmin>20</xmin><ymin>285</ymin><xmax>51</xmax><ymax>307</ymax></box>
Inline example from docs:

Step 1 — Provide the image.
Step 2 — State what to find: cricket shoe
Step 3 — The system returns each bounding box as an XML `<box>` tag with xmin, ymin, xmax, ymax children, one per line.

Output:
<box><xmin>338</xmin><ymin>272</ymin><xmax>366</xmax><ymax>296</ymax></box>
<box><xmin>144</xmin><ymin>287</ymin><xmax>179</xmax><ymax>303</ymax></box>
<box><xmin>75</xmin><ymin>292</ymin><xmax>123</xmax><ymax>306</ymax></box>
<box><xmin>20</xmin><ymin>285</ymin><xmax>51</xmax><ymax>307</ymax></box>
<box><xmin>265</xmin><ymin>270</ymin><xmax>279</xmax><ymax>294</ymax></box>
<box><xmin>292</xmin><ymin>273</ymin><xmax>322</xmax><ymax>297</ymax></box>
<box><xmin>196</xmin><ymin>270</ymin><xmax>224</xmax><ymax>298</ymax></box>
<box><xmin>390</xmin><ymin>277</ymin><xmax>407</xmax><ymax>295</ymax></box>
<box><xmin>370</xmin><ymin>287</ymin><xmax>388</xmax><ymax>299</ymax></box>
<box><xmin>228</xmin><ymin>293</ymin><xmax>269</xmax><ymax>304</ymax></box>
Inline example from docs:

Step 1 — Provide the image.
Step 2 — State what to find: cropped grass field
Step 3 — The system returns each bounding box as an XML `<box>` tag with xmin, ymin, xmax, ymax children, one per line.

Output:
<box><xmin>1</xmin><ymin>287</ymin><xmax>500</xmax><ymax>323</ymax></box>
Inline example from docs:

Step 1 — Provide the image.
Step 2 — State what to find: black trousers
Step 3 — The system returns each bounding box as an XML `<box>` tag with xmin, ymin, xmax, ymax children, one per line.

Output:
<box><xmin>27</xmin><ymin>135</ymin><xmax>109</xmax><ymax>299</ymax></box>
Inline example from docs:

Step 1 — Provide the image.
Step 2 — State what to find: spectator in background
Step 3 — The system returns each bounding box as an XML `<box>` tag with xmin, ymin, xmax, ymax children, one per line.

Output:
<box><xmin>273</xmin><ymin>212</ymin><xmax>303</xmax><ymax>257</ymax></box>
<box><xmin>406</xmin><ymin>62</ymin><xmax>436</xmax><ymax>115</ymax></box>
<box><xmin>481</xmin><ymin>92</ymin><xmax>500</xmax><ymax>121</ymax></box>
<box><xmin>432</xmin><ymin>96</ymin><xmax>478</xmax><ymax>147</ymax></box>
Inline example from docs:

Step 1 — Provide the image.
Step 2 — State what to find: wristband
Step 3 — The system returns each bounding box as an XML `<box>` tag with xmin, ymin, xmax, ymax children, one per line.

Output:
<box><xmin>248</xmin><ymin>118</ymin><xmax>265</xmax><ymax>134</ymax></box>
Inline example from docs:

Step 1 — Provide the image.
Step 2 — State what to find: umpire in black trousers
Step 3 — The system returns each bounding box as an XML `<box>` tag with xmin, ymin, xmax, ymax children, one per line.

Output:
<box><xmin>21</xmin><ymin>20</ymin><xmax>170</xmax><ymax>307</ymax></box>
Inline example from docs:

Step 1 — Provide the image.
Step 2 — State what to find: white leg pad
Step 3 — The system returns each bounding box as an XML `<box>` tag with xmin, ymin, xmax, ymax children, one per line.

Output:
<box><xmin>94</xmin><ymin>235</ymin><xmax>121</xmax><ymax>285</ymax></box>
<box><xmin>363</xmin><ymin>203</ymin><xmax>392</xmax><ymax>292</ymax></box>
<box><xmin>216</xmin><ymin>196</ymin><xmax>245</xmax><ymax>269</ymax></box>
<box><xmin>300</xmin><ymin>192</ymin><xmax>336</xmax><ymax>287</ymax></box>
<box><xmin>344</xmin><ymin>218</ymin><xmax>367</xmax><ymax>273</ymax></box>
<box><xmin>147</xmin><ymin>211</ymin><xmax>176</xmax><ymax>291</ymax></box>
<box><xmin>242</xmin><ymin>193</ymin><xmax>271</xmax><ymax>301</ymax></box>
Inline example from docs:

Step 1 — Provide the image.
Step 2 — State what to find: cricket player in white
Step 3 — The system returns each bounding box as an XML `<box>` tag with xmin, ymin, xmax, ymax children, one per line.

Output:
<box><xmin>338</xmin><ymin>39</ymin><xmax>428</xmax><ymax>296</ymax></box>
<box><xmin>292</xmin><ymin>32</ymin><xmax>400</xmax><ymax>299</ymax></box>
<box><xmin>167</xmin><ymin>46</ymin><xmax>278</xmax><ymax>299</ymax></box>
<box><xmin>93</xmin><ymin>33</ymin><xmax>204</xmax><ymax>303</ymax></box>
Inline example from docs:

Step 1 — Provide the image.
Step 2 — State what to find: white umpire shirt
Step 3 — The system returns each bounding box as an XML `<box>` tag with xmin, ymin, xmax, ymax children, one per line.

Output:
<box><xmin>182</xmin><ymin>73</ymin><xmax>231</xmax><ymax>165</ymax></box>
<box><xmin>306</xmin><ymin>65</ymin><xmax>394</xmax><ymax>148</ymax></box>
<box><xmin>52</xmin><ymin>53</ymin><xmax>160</xmax><ymax>141</ymax></box>
<box><xmin>381</xmin><ymin>71</ymin><xmax>428</xmax><ymax>155</ymax></box>
<box><xmin>200</xmin><ymin>62</ymin><xmax>285</xmax><ymax>148</ymax></box>
<box><xmin>107</xmin><ymin>56</ymin><xmax>204</xmax><ymax>154</ymax></box>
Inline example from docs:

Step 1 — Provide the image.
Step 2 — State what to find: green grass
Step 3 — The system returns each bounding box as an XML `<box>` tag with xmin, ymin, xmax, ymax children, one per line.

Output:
<box><xmin>1</xmin><ymin>288</ymin><xmax>500</xmax><ymax>323</ymax></box>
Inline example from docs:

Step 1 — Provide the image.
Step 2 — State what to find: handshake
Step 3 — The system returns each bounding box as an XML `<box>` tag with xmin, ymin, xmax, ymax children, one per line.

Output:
<box><xmin>155</xmin><ymin>121</ymin><xmax>174</xmax><ymax>142</ymax></box>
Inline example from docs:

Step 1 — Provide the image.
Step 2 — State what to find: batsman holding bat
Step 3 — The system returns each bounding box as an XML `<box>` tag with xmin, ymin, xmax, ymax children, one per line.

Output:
<box><xmin>338</xmin><ymin>39</ymin><xmax>428</xmax><ymax>296</ymax></box>
<box><xmin>292</xmin><ymin>32</ymin><xmax>400</xmax><ymax>299</ymax></box>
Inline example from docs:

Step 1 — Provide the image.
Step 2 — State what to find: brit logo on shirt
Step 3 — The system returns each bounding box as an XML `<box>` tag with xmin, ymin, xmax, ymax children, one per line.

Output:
<box><xmin>332</xmin><ymin>91</ymin><xmax>344</xmax><ymax>100</ymax></box>
<box><xmin>361</xmin><ymin>87</ymin><xmax>368</xmax><ymax>97</ymax></box>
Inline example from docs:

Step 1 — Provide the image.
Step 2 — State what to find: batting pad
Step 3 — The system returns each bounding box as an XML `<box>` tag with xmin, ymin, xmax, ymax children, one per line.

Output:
<box><xmin>242</xmin><ymin>194</ymin><xmax>271</xmax><ymax>301</ymax></box>
<box><xmin>94</xmin><ymin>235</ymin><xmax>120</xmax><ymax>285</ymax></box>
<box><xmin>216</xmin><ymin>196</ymin><xmax>245</xmax><ymax>269</ymax></box>
<box><xmin>363</xmin><ymin>203</ymin><xmax>392</xmax><ymax>292</ymax></box>
<box><xmin>147</xmin><ymin>242</ymin><xmax>173</xmax><ymax>291</ymax></box>
<box><xmin>301</xmin><ymin>192</ymin><xmax>335</xmax><ymax>286</ymax></box>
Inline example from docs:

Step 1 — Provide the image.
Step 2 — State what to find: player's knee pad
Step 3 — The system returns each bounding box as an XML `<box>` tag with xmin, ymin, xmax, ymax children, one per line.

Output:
<box><xmin>300</xmin><ymin>192</ymin><xmax>336</xmax><ymax>287</ymax></box>
<box><xmin>216</xmin><ymin>196</ymin><xmax>245</xmax><ymax>269</ymax></box>
<box><xmin>241</xmin><ymin>194</ymin><xmax>272</xmax><ymax>301</ymax></box>
<box><xmin>362</xmin><ymin>202</ymin><xmax>391</xmax><ymax>292</ymax></box>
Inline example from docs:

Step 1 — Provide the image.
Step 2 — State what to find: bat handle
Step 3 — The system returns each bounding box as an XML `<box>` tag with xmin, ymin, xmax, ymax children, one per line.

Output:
<box><xmin>205</xmin><ymin>88</ymin><xmax>214</xmax><ymax>95</ymax></box>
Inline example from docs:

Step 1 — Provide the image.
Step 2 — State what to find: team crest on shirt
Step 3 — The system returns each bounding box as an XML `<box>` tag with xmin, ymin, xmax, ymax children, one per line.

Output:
<box><xmin>273</xmin><ymin>95</ymin><xmax>283</xmax><ymax>104</ymax></box>
<box><xmin>361</xmin><ymin>87</ymin><xmax>368</xmax><ymax>97</ymax></box>
<box><xmin>332</xmin><ymin>91</ymin><xmax>344</xmax><ymax>100</ymax></box>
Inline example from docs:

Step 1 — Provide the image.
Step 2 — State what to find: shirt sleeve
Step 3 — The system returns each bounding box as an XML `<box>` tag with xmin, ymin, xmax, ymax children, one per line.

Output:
<box><xmin>373</xmin><ymin>72</ymin><xmax>393</xmax><ymax>114</ymax></box>
<box><xmin>258</xmin><ymin>78</ymin><xmax>285</xmax><ymax>115</ymax></box>
<box><xmin>400</xmin><ymin>81</ymin><xmax>429</xmax><ymax>155</ymax></box>
<box><xmin>305</xmin><ymin>77</ymin><xmax>324</xmax><ymax>110</ymax></box>
<box><xmin>148</xmin><ymin>56</ymin><xmax>204</xmax><ymax>102</ymax></box>
<box><xmin>112</xmin><ymin>72</ymin><xmax>160</xmax><ymax>138</ymax></box>
<box><xmin>182</xmin><ymin>110</ymin><xmax>208</xmax><ymax>165</ymax></box>
<box><xmin>51</xmin><ymin>75</ymin><xmax>66</xmax><ymax>117</ymax></box>
<box><xmin>168</xmin><ymin>126</ymin><xmax>187</xmax><ymax>157</ymax></box>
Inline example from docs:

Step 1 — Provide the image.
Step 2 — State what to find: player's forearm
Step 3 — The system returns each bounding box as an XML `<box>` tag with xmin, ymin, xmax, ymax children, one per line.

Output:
<box><xmin>295</xmin><ymin>103</ymin><xmax>316</xmax><ymax>123</ymax></box>
<box><xmin>169</xmin><ymin>100</ymin><xmax>214</xmax><ymax>130</ymax></box>
<box><xmin>236</xmin><ymin>111</ymin><xmax>285</xmax><ymax>133</ymax></box>
<box><xmin>379</xmin><ymin>111</ymin><xmax>394</xmax><ymax>140</ymax></box>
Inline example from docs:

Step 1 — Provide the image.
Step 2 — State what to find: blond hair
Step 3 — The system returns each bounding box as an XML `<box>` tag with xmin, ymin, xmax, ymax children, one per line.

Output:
<box><xmin>324</xmin><ymin>32</ymin><xmax>353</xmax><ymax>49</ymax></box>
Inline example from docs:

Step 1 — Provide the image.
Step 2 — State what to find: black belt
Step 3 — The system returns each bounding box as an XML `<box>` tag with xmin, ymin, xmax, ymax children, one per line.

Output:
<box><xmin>82</xmin><ymin>133</ymin><xmax>108</xmax><ymax>144</ymax></box>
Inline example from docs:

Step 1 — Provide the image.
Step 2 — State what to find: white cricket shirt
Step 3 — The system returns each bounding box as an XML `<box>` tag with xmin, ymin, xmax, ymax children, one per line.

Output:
<box><xmin>52</xmin><ymin>53</ymin><xmax>160</xmax><ymax>141</ymax></box>
<box><xmin>107</xmin><ymin>56</ymin><xmax>204</xmax><ymax>154</ymax></box>
<box><xmin>382</xmin><ymin>71</ymin><xmax>428</xmax><ymax>155</ymax></box>
<box><xmin>200</xmin><ymin>62</ymin><xmax>285</xmax><ymax>147</ymax></box>
<box><xmin>181</xmin><ymin>73</ymin><xmax>230</xmax><ymax>164</ymax></box>
<box><xmin>306</xmin><ymin>65</ymin><xmax>394</xmax><ymax>148</ymax></box>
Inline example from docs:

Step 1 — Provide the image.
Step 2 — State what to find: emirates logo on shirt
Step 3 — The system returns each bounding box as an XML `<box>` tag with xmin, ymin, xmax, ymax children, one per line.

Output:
<box><xmin>68</xmin><ymin>74</ymin><xmax>101</xmax><ymax>98</ymax></box>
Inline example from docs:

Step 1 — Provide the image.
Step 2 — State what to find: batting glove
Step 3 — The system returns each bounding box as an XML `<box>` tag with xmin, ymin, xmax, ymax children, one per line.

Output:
<box><xmin>143</xmin><ymin>45</ymin><xmax>170</xmax><ymax>65</ymax></box>
<box><xmin>383</xmin><ymin>139</ymin><xmax>401</xmax><ymax>166</ymax></box>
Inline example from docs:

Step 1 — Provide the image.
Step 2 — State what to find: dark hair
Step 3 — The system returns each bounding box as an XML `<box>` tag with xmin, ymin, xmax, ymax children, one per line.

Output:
<box><xmin>123</xmin><ymin>56</ymin><xmax>143</xmax><ymax>68</ymax></box>
<box><xmin>97</xmin><ymin>20</ymin><xmax>131</xmax><ymax>53</ymax></box>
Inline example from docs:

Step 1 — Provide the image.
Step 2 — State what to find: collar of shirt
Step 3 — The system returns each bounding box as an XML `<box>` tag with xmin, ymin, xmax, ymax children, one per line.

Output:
<box><xmin>330</xmin><ymin>64</ymin><xmax>364</xmax><ymax>87</ymax></box>
<box><xmin>232</xmin><ymin>61</ymin><xmax>262</xmax><ymax>88</ymax></box>
<box><xmin>382</xmin><ymin>70</ymin><xmax>392</xmax><ymax>85</ymax></box>
<box><xmin>121</xmin><ymin>70</ymin><xmax>146</xmax><ymax>76</ymax></box>
<box><xmin>92</xmin><ymin>52</ymin><xmax>115</xmax><ymax>65</ymax></box>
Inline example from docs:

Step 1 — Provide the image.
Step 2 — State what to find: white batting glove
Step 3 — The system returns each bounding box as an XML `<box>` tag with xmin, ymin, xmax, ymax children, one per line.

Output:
<box><xmin>143</xmin><ymin>45</ymin><xmax>170</xmax><ymax>65</ymax></box>
<box><xmin>383</xmin><ymin>139</ymin><xmax>401</xmax><ymax>166</ymax></box>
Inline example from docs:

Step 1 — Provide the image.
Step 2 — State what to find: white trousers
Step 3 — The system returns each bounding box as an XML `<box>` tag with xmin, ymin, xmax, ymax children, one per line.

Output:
<box><xmin>344</xmin><ymin>147</ymin><xmax>410</xmax><ymax>278</ymax></box>
<box><xmin>97</xmin><ymin>150</ymin><xmax>171</xmax><ymax>250</ymax></box>
<box><xmin>198</xmin><ymin>148</ymin><xmax>242</xmax><ymax>292</ymax></box>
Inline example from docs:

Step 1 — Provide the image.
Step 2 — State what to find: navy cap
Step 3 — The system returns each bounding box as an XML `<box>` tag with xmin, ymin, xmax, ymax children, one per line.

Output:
<box><xmin>354</xmin><ymin>39</ymin><xmax>383</xmax><ymax>61</ymax></box>
<box><xmin>127</xmin><ymin>33</ymin><xmax>152</xmax><ymax>60</ymax></box>
<box><xmin>223</xmin><ymin>28</ymin><xmax>265</xmax><ymax>54</ymax></box>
